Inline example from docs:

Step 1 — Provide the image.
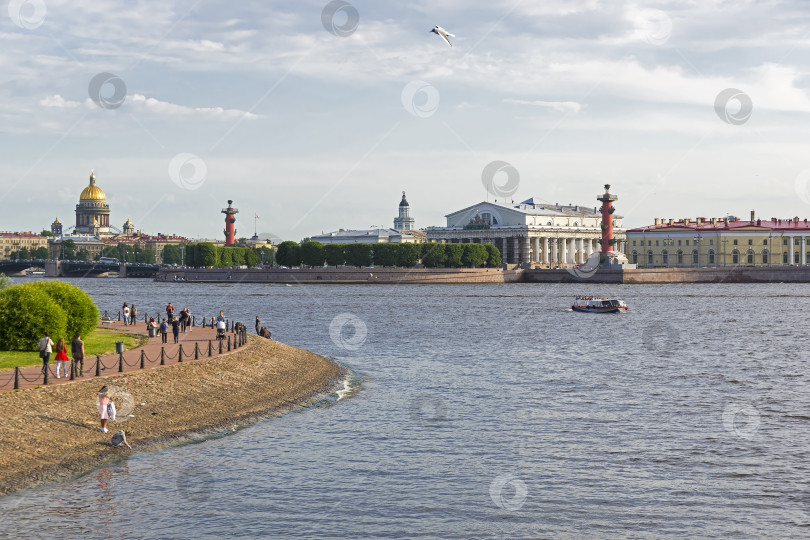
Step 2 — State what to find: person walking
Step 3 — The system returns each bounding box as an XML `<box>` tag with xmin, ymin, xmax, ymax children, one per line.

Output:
<box><xmin>160</xmin><ymin>319</ymin><xmax>169</xmax><ymax>344</ymax></box>
<box><xmin>54</xmin><ymin>338</ymin><xmax>69</xmax><ymax>379</ymax></box>
<box><xmin>38</xmin><ymin>332</ymin><xmax>54</xmax><ymax>376</ymax></box>
<box><xmin>122</xmin><ymin>302</ymin><xmax>130</xmax><ymax>326</ymax></box>
<box><xmin>255</xmin><ymin>316</ymin><xmax>260</xmax><ymax>334</ymax></box>
<box><xmin>171</xmin><ymin>317</ymin><xmax>180</xmax><ymax>344</ymax></box>
<box><xmin>130</xmin><ymin>305</ymin><xmax>138</xmax><ymax>325</ymax></box>
<box><xmin>98</xmin><ymin>386</ymin><xmax>111</xmax><ymax>433</ymax></box>
<box><xmin>71</xmin><ymin>332</ymin><xmax>85</xmax><ymax>378</ymax></box>
<box><xmin>166</xmin><ymin>303</ymin><xmax>175</xmax><ymax>322</ymax></box>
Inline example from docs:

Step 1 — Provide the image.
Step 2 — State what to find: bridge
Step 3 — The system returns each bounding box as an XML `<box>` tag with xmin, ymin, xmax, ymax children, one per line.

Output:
<box><xmin>0</xmin><ymin>259</ymin><xmax>160</xmax><ymax>278</ymax></box>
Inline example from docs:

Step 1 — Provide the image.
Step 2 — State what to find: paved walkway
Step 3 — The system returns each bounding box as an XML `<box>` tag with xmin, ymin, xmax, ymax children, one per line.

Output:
<box><xmin>0</xmin><ymin>320</ymin><xmax>248</xmax><ymax>391</ymax></box>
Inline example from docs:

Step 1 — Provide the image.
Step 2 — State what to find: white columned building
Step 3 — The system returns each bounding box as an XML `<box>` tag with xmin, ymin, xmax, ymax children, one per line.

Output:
<box><xmin>425</xmin><ymin>197</ymin><xmax>625</xmax><ymax>266</ymax></box>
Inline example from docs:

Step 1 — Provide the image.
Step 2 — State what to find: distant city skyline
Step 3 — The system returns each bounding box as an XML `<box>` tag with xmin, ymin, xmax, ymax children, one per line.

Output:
<box><xmin>2</xmin><ymin>1</ymin><xmax>810</xmax><ymax>241</ymax></box>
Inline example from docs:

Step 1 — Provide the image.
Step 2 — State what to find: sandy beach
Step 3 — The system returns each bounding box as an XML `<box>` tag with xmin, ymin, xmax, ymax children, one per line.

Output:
<box><xmin>0</xmin><ymin>337</ymin><xmax>345</xmax><ymax>496</ymax></box>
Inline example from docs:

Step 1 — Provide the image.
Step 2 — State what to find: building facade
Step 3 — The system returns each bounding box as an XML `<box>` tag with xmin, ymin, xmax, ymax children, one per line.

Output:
<box><xmin>312</xmin><ymin>228</ymin><xmax>425</xmax><ymax>244</ymax></box>
<box><xmin>0</xmin><ymin>232</ymin><xmax>49</xmax><ymax>260</ymax></box>
<box><xmin>625</xmin><ymin>212</ymin><xmax>810</xmax><ymax>267</ymax></box>
<box><xmin>426</xmin><ymin>198</ymin><xmax>626</xmax><ymax>266</ymax></box>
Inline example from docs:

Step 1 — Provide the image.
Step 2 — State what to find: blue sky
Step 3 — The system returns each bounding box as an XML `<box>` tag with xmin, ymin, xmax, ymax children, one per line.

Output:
<box><xmin>2</xmin><ymin>0</ymin><xmax>809</xmax><ymax>240</ymax></box>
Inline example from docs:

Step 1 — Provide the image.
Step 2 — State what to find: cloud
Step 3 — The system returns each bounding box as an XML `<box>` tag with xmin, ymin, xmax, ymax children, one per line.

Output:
<box><xmin>504</xmin><ymin>99</ymin><xmax>584</xmax><ymax>113</ymax></box>
<box><xmin>127</xmin><ymin>94</ymin><xmax>259</xmax><ymax>120</ymax></box>
<box><xmin>39</xmin><ymin>95</ymin><xmax>81</xmax><ymax>108</ymax></box>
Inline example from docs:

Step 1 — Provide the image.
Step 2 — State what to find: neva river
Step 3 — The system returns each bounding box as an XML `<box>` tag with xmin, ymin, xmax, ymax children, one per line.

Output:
<box><xmin>2</xmin><ymin>279</ymin><xmax>809</xmax><ymax>538</ymax></box>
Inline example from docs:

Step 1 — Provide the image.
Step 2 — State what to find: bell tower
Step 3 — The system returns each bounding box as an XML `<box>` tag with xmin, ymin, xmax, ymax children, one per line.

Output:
<box><xmin>393</xmin><ymin>191</ymin><xmax>415</xmax><ymax>231</ymax></box>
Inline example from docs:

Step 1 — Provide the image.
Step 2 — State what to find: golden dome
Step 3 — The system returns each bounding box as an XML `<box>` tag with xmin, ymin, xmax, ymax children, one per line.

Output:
<box><xmin>80</xmin><ymin>171</ymin><xmax>106</xmax><ymax>201</ymax></box>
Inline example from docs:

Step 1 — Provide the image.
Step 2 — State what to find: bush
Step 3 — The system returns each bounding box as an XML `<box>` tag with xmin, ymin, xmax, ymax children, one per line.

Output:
<box><xmin>485</xmin><ymin>244</ymin><xmax>502</xmax><ymax>267</ymax></box>
<box><xmin>197</xmin><ymin>242</ymin><xmax>218</xmax><ymax>267</ymax></box>
<box><xmin>277</xmin><ymin>241</ymin><xmax>302</xmax><ymax>267</ymax></box>
<box><xmin>421</xmin><ymin>243</ymin><xmax>446</xmax><ymax>268</ymax></box>
<box><xmin>345</xmin><ymin>244</ymin><xmax>373</xmax><ymax>267</ymax></box>
<box><xmin>324</xmin><ymin>244</ymin><xmax>346</xmax><ymax>266</ymax></box>
<box><xmin>0</xmin><ymin>284</ymin><xmax>68</xmax><ymax>350</ymax></box>
<box><xmin>220</xmin><ymin>248</ymin><xmax>233</xmax><ymax>266</ymax></box>
<box><xmin>32</xmin><ymin>281</ymin><xmax>99</xmax><ymax>339</ymax></box>
<box><xmin>373</xmin><ymin>244</ymin><xmax>398</xmax><ymax>267</ymax></box>
<box><xmin>245</xmin><ymin>248</ymin><xmax>259</xmax><ymax>267</ymax></box>
<box><xmin>232</xmin><ymin>247</ymin><xmax>246</xmax><ymax>266</ymax></box>
<box><xmin>397</xmin><ymin>243</ymin><xmax>421</xmax><ymax>267</ymax></box>
<box><xmin>444</xmin><ymin>244</ymin><xmax>464</xmax><ymax>268</ymax></box>
<box><xmin>300</xmin><ymin>241</ymin><xmax>325</xmax><ymax>267</ymax></box>
<box><xmin>462</xmin><ymin>244</ymin><xmax>488</xmax><ymax>267</ymax></box>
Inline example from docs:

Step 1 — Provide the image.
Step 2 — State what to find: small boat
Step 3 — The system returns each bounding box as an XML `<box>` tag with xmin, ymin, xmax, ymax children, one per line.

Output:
<box><xmin>572</xmin><ymin>296</ymin><xmax>628</xmax><ymax>313</ymax></box>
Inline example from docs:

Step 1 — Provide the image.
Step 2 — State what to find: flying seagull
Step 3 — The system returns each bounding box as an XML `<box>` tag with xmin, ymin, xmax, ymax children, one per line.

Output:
<box><xmin>430</xmin><ymin>25</ymin><xmax>455</xmax><ymax>47</ymax></box>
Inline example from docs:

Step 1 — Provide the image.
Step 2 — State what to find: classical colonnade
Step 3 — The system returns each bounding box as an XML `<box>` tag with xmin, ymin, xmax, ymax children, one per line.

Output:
<box><xmin>440</xmin><ymin>235</ymin><xmax>626</xmax><ymax>265</ymax></box>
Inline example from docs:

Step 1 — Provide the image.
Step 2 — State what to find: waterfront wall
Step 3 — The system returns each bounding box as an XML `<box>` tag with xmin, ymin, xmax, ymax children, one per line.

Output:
<box><xmin>622</xmin><ymin>266</ymin><xmax>810</xmax><ymax>283</ymax></box>
<box><xmin>159</xmin><ymin>267</ymin><xmax>523</xmax><ymax>284</ymax></box>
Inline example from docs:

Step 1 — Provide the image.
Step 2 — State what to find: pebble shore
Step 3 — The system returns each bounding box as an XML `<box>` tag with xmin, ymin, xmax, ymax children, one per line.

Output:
<box><xmin>0</xmin><ymin>337</ymin><xmax>345</xmax><ymax>496</ymax></box>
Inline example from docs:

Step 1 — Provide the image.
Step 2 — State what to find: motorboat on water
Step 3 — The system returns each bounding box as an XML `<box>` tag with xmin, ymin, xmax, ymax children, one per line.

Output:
<box><xmin>572</xmin><ymin>296</ymin><xmax>628</xmax><ymax>313</ymax></box>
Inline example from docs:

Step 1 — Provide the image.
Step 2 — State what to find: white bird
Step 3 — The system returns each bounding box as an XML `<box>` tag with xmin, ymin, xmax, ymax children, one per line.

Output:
<box><xmin>430</xmin><ymin>25</ymin><xmax>455</xmax><ymax>47</ymax></box>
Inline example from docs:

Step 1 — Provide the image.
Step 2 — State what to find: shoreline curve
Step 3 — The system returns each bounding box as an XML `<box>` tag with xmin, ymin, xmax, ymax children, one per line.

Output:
<box><xmin>0</xmin><ymin>337</ymin><xmax>347</xmax><ymax>497</ymax></box>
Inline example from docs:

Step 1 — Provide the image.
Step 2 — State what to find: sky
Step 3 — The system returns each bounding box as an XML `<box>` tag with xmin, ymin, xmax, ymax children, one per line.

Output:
<box><xmin>1</xmin><ymin>0</ymin><xmax>810</xmax><ymax>241</ymax></box>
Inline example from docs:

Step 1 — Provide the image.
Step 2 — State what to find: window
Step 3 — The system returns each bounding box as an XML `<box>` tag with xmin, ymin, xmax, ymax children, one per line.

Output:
<box><xmin>806</xmin><ymin>251</ymin><xmax>810</xmax><ymax>264</ymax></box>
<box><xmin>647</xmin><ymin>251</ymin><xmax>653</xmax><ymax>265</ymax></box>
<box><xmin>783</xmin><ymin>252</ymin><xmax>789</xmax><ymax>263</ymax></box>
<box><xmin>732</xmin><ymin>250</ymin><xmax>739</xmax><ymax>264</ymax></box>
<box><xmin>709</xmin><ymin>250</ymin><xmax>715</xmax><ymax>264</ymax></box>
<box><xmin>678</xmin><ymin>239</ymin><xmax>682</xmax><ymax>246</ymax></box>
<box><xmin>747</xmin><ymin>251</ymin><xmax>754</xmax><ymax>264</ymax></box>
<box><xmin>632</xmin><ymin>240</ymin><xmax>636</xmax><ymax>246</ymax></box>
<box><xmin>655</xmin><ymin>240</ymin><xmax>659</xmax><ymax>246</ymax></box>
<box><xmin>662</xmin><ymin>250</ymin><xmax>668</xmax><ymax>265</ymax></box>
<box><xmin>795</xmin><ymin>252</ymin><xmax>801</xmax><ymax>264</ymax></box>
<box><xmin>677</xmin><ymin>250</ymin><xmax>683</xmax><ymax>264</ymax></box>
<box><xmin>763</xmin><ymin>251</ymin><xmax>769</xmax><ymax>264</ymax></box>
<box><xmin>784</xmin><ymin>238</ymin><xmax>789</xmax><ymax>246</ymax></box>
<box><xmin>693</xmin><ymin>250</ymin><xmax>699</xmax><ymax>265</ymax></box>
<box><xmin>632</xmin><ymin>251</ymin><xmax>638</xmax><ymax>264</ymax></box>
<box><xmin>764</xmin><ymin>239</ymin><xmax>768</xmax><ymax>246</ymax></box>
<box><xmin>748</xmin><ymin>239</ymin><xmax>753</xmax><ymax>245</ymax></box>
<box><xmin>686</xmin><ymin>239</ymin><xmax>690</xmax><ymax>246</ymax></box>
<box><xmin>733</xmin><ymin>239</ymin><xmax>738</xmax><ymax>246</ymax></box>
<box><xmin>709</xmin><ymin>239</ymin><xmax>713</xmax><ymax>246</ymax></box>
<box><xmin>796</xmin><ymin>238</ymin><xmax>802</xmax><ymax>246</ymax></box>
<box><xmin>648</xmin><ymin>240</ymin><xmax>651</xmax><ymax>246</ymax></box>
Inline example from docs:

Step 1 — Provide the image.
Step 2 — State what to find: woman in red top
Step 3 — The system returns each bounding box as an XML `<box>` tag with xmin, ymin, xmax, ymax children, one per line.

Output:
<box><xmin>54</xmin><ymin>338</ymin><xmax>69</xmax><ymax>379</ymax></box>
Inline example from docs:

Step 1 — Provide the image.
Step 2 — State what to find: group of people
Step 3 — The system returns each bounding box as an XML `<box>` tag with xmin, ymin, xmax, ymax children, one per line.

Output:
<box><xmin>255</xmin><ymin>315</ymin><xmax>272</xmax><ymax>339</ymax></box>
<box><xmin>121</xmin><ymin>302</ymin><xmax>138</xmax><ymax>325</ymax></box>
<box><xmin>38</xmin><ymin>331</ymin><xmax>85</xmax><ymax>379</ymax></box>
<box><xmin>97</xmin><ymin>386</ymin><xmax>132</xmax><ymax>448</ymax></box>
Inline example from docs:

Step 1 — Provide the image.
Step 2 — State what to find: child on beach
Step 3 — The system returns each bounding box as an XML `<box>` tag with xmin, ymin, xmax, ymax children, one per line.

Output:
<box><xmin>54</xmin><ymin>338</ymin><xmax>69</xmax><ymax>379</ymax></box>
<box><xmin>98</xmin><ymin>386</ymin><xmax>110</xmax><ymax>433</ymax></box>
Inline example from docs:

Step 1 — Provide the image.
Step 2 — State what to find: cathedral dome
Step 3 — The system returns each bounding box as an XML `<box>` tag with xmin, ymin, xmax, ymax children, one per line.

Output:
<box><xmin>399</xmin><ymin>191</ymin><xmax>409</xmax><ymax>207</ymax></box>
<box><xmin>80</xmin><ymin>171</ymin><xmax>106</xmax><ymax>201</ymax></box>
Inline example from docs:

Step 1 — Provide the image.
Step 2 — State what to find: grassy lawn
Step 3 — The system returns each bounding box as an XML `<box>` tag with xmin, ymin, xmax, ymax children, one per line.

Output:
<box><xmin>0</xmin><ymin>328</ymin><xmax>147</xmax><ymax>370</ymax></box>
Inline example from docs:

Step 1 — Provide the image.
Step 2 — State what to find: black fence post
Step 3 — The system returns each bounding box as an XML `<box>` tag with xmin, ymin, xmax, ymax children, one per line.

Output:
<box><xmin>227</xmin><ymin>335</ymin><xmax>231</xmax><ymax>351</ymax></box>
<box><xmin>195</xmin><ymin>342</ymin><xmax>199</xmax><ymax>360</ymax></box>
<box><xmin>219</xmin><ymin>339</ymin><xmax>223</xmax><ymax>354</ymax></box>
<box><xmin>178</xmin><ymin>344</ymin><xmax>183</xmax><ymax>362</ymax></box>
<box><xmin>118</xmin><ymin>311</ymin><xmax>121</xmax><ymax>321</ymax></box>
<box><xmin>140</xmin><ymin>350</ymin><xmax>145</xmax><ymax>369</ymax></box>
<box><xmin>118</xmin><ymin>353</ymin><xmax>124</xmax><ymax>372</ymax></box>
<box><xmin>160</xmin><ymin>347</ymin><xmax>165</xmax><ymax>365</ymax></box>
<box><xmin>192</xmin><ymin>315</ymin><xmax>196</xmax><ymax>327</ymax></box>
<box><xmin>95</xmin><ymin>355</ymin><xmax>101</xmax><ymax>376</ymax></box>
<box><xmin>43</xmin><ymin>364</ymin><xmax>49</xmax><ymax>385</ymax></box>
<box><xmin>69</xmin><ymin>360</ymin><xmax>75</xmax><ymax>380</ymax></box>
<box><xmin>14</xmin><ymin>367</ymin><xmax>19</xmax><ymax>390</ymax></box>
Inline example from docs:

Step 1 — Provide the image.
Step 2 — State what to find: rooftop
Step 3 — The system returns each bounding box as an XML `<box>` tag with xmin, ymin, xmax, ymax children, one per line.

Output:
<box><xmin>628</xmin><ymin>215</ymin><xmax>810</xmax><ymax>232</ymax></box>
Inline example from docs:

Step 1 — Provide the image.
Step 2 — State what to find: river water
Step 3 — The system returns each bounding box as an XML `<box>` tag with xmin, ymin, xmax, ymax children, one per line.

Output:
<box><xmin>2</xmin><ymin>278</ymin><xmax>809</xmax><ymax>538</ymax></box>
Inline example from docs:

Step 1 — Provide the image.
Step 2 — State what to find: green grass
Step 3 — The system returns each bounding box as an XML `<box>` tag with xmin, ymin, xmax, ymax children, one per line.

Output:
<box><xmin>0</xmin><ymin>328</ymin><xmax>147</xmax><ymax>370</ymax></box>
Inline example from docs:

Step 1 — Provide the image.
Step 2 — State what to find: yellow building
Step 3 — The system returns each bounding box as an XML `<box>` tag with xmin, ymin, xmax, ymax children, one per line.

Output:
<box><xmin>626</xmin><ymin>212</ymin><xmax>810</xmax><ymax>267</ymax></box>
<box><xmin>0</xmin><ymin>232</ymin><xmax>49</xmax><ymax>260</ymax></box>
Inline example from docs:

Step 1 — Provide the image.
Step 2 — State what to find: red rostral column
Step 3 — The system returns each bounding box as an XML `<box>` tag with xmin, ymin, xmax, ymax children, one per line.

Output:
<box><xmin>222</xmin><ymin>199</ymin><xmax>239</xmax><ymax>246</ymax></box>
<box><xmin>597</xmin><ymin>184</ymin><xmax>617</xmax><ymax>260</ymax></box>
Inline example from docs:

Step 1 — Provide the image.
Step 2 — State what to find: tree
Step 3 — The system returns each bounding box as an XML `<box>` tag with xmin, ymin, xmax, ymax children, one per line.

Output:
<box><xmin>220</xmin><ymin>247</ymin><xmax>234</xmax><ymax>267</ymax></box>
<box><xmin>444</xmin><ymin>243</ymin><xmax>464</xmax><ymax>268</ymax></box>
<box><xmin>0</xmin><ymin>273</ymin><xmax>11</xmax><ymax>290</ymax></box>
<box><xmin>397</xmin><ymin>243</ymin><xmax>421</xmax><ymax>267</ymax></box>
<box><xmin>373</xmin><ymin>243</ymin><xmax>398</xmax><ymax>267</ymax></box>
<box><xmin>197</xmin><ymin>242</ymin><xmax>218</xmax><ymax>267</ymax></box>
<box><xmin>139</xmin><ymin>248</ymin><xmax>156</xmax><ymax>263</ymax></box>
<box><xmin>344</xmin><ymin>243</ymin><xmax>373</xmax><ymax>267</ymax></box>
<box><xmin>276</xmin><ymin>241</ymin><xmax>302</xmax><ymax>267</ymax></box>
<box><xmin>462</xmin><ymin>244</ymin><xmax>488</xmax><ymax>267</ymax></box>
<box><xmin>485</xmin><ymin>244</ymin><xmax>502</xmax><ymax>267</ymax></box>
<box><xmin>18</xmin><ymin>247</ymin><xmax>30</xmax><ymax>260</ymax></box>
<box><xmin>76</xmin><ymin>249</ymin><xmax>90</xmax><ymax>261</ymax></box>
<box><xmin>32</xmin><ymin>247</ymin><xmax>49</xmax><ymax>259</ymax></box>
<box><xmin>232</xmin><ymin>247</ymin><xmax>246</xmax><ymax>266</ymax></box>
<box><xmin>421</xmin><ymin>243</ymin><xmax>446</xmax><ymax>268</ymax></box>
<box><xmin>300</xmin><ymin>241</ymin><xmax>325</xmax><ymax>267</ymax></box>
<box><xmin>245</xmin><ymin>248</ymin><xmax>259</xmax><ymax>267</ymax></box>
<box><xmin>162</xmin><ymin>244</ymin><xmax>182</xmax><ymax>265</ymax></box>
<box><xmin>256</xmin><ymin>246</ymin><xmax>274</xmax><ymax>266</ymax></box>
<box><xmin>184</xmin><ymin>244</ymin><xmax>198</xmax><ymax>267</ymax></box>
<box><xmin>0</xmin><ymin>283</ymin><xmax>68</xmax><ymax>350</ymax></box>
<box><xmin>324</xmin><ymin>244</ymin><xmax>345</xmax><ymax>266</ymax></box>
<box><xmin>40</xmin><ymin>230</ymin><xmax>54</xmax><ymax>237</ymax></box>
<box><xmin>60</xmin><ymin>239</ymin><xmax>76</xmax><ymax>260</ymax></box>
<box><xmin>32</xmin><ymin>281</ymin><xmax>98</xmax><ymax>340</ymax></box>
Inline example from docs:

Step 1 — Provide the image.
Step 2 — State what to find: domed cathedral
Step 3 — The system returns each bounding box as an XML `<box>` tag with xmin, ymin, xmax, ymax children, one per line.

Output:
<box><xmin>393</xmin><ymin>191</ymin><xmax>415</xmax><ymax>231</ymax></box>
<box><xmin>75</xmin><ymin>171</ymin><xmax>111</xmax><ymax>235</ymax></box>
